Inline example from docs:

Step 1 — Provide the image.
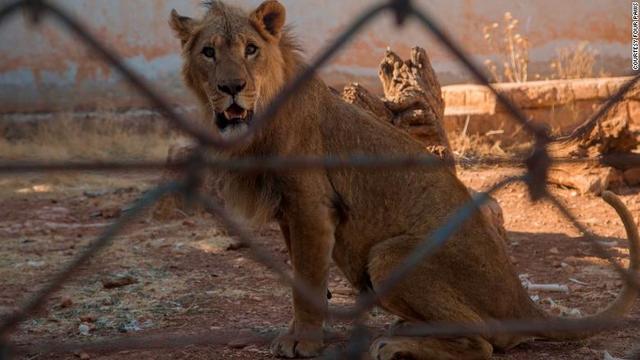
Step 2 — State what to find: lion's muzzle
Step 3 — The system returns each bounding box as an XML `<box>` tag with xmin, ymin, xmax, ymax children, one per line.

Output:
<box><xmin>215</xmin><ymin>102</ymin><xmax>254</xmax><ymax>133</ymax></box>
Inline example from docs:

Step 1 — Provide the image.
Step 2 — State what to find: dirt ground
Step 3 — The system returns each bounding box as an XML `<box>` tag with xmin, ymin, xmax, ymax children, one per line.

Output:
<box><xmin>1</xmin><ymin>166</ymin><xmax>640</xmax><ymax>360</ymax></box>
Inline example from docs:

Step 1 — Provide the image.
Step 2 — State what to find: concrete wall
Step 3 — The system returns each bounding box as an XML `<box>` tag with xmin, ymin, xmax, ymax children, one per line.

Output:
<box><xmin>441</xmin><ymin>76</ymin><xmax>637</xmax><ymax>142</ymax></box>
<box><xmin>0</xmin><ymin>0</ymin><xmax>630</xmax><ymax>113</ymax></box>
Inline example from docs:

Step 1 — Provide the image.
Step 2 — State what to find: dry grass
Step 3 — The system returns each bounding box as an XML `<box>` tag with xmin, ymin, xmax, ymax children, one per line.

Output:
<box><xmin>550</xmin><ymin>42</ymin><xmax>599</xmax><ymax>80</ymax></box>
<box><xmin>0</xmin><ymin>109</ymin><xmax>545</xmax><ymax>177</ymax></box>
<box><xmin>483</xmin><ymin>16</ymin><xmax>608</xmax><ymax>83</ymax></box>
<box><xmin>0</xmin><ymin>112</ymin><xmax>173</xmax><ymax>162</ymax></box>
<box><xmin>0</xmin><ymin>112</ymin><xmax>175</xmax><ymax>197</ymax></box>
<box><xmin>449</xmin><ymin>130</ymin><xmax>533</xmax><ymax>162</ymax></box>
<box><xmin>483</xmin><ymin>12</ymin><xmax>530</xmax><ymax>83</ymax></box>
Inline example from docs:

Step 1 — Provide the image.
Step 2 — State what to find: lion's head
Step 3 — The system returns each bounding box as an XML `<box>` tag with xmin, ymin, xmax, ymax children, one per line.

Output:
<box><xmin>170</xmin><ymin>0</ymin><xmax>295</xmax><ymax>140</ymax></box>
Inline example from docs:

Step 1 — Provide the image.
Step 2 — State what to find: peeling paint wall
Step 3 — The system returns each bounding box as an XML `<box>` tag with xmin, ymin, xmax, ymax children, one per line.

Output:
<box><xmin>0</xmin><ymin>0</ymin><xmax>629</xmax><ymax>113</ymax></box>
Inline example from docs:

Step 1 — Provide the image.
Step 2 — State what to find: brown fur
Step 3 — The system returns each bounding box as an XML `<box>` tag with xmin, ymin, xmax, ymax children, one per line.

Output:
<box><xmin>170</xmin><ymin>2</ymin><xmax>640</xmax><ymax>359</ymax></box>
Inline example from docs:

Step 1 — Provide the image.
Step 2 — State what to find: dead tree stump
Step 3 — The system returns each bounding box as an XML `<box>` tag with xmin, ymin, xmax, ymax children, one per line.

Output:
<box><xmin>342</xmin><ymin>47</ymin><xmax>454</xmax><ymax>169</ymax></box>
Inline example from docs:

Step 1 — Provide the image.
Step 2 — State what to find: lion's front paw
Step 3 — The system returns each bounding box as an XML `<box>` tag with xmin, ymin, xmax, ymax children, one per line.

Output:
<box><xmin>270</xmin><ymin>331</ymin><xmax>324</xmax><ymax>358</ymax></box>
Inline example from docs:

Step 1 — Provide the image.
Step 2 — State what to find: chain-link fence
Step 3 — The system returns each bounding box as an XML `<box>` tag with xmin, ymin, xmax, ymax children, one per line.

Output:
<box><xmin>1</xmin><ymin>0</ymin><xmax>639</xmax><ymax>358</ymax></box>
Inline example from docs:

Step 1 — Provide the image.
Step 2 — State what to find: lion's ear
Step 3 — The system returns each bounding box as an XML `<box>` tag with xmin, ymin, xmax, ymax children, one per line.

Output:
<box><xmin>250</xmin><ymin>1</ymin><xmax>286</xmax><ymax>41</ymax></box>
<box><xmin>170</xmin><ymin>9</ymin><xmax>195</xmax><ymax>45</ymax></box>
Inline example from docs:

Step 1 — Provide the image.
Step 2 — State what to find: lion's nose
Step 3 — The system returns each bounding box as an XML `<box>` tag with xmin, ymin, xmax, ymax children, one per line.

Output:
<box><xmin>218</xmin><ymin>79</ymin><xmax>247</xmax><ymax>96</ymax></box>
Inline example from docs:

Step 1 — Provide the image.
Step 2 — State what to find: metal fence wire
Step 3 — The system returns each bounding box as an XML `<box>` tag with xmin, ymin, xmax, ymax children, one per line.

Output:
<box><xmin>1</xmin><ymin>0</ymin><xmax>640</xmax><ymax>358</ymax></box>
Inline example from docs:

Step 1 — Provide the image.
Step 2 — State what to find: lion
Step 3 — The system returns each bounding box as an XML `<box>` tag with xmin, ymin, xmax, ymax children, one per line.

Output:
<box><xmin>169</xmin><ymin>2</ymin><xmax>639</xmax><ymax>359</ymax></box>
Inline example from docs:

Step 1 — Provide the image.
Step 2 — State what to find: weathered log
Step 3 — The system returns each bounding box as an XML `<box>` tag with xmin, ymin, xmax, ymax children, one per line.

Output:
<box><xmin>379</xmin><ymin>47</ymin><xmax>445</xmax><ymax>127</ymax></box>
<box><xmin>547</xmin><ymin>100</ymin><xmax>638</xmax><ymax>194</ymax></box>
<box><xmin>342</xmin><ymin>47</ymin><xmax>454</xmax><ymax>169</ymax></box>
<box><xmin>549</xmin><ymin>104</ymin><xmax>637</xmax><ymax>158</ymax></box>
<box><xmin>547</xmin><ymin>164</ymin><xmax>625</xmax><ymax>195</ymax></box>
<box><xmin>379</xmin><ymin>47</ymin><xmax>452</xmax><ymax>167</ymax></box>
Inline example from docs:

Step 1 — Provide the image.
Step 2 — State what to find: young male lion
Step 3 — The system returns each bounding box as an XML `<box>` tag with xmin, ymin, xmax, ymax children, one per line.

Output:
<box><xmin>169</xmin><ymin>2</ymin><xmax>639</xmax><ymax>359</ymax></box>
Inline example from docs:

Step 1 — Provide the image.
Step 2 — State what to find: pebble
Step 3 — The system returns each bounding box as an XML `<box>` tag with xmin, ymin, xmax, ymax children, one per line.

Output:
<box><xmin>101</xmin><ymin>275</ymin><xmax>137</xmax><ymax>289</ymax></box>
<box><xmin>78</xmin><ymin>323</ymin><xmax>91</xmax><ymax>336</ymax></box>
<box><xmin>79</xmin><ymin>315</ymin><xmax>96</xmax><ymax>323</ymax></box>
<box><xmin>561</xmin><ymin>263</ymin><xmax>576</xmax><ymax>273</ymax></box>
<box><xmin>60</xmin><ymin>297</ymin><xmax>73</xmax><ymax>308</ymax></box>
<box><xmin>74</xmin><ymin>351</ymin><xmax>91</xmax><ymax>359</ymax></box>
<box><xmin>83</xmin><ymin>190</ymin><xmax>108</xmax><ymax>198</ymax></box>
<box><xmin>182</xmin><ymin>219</ymin><xmax>196</xmax><ymax>227</ymax></box>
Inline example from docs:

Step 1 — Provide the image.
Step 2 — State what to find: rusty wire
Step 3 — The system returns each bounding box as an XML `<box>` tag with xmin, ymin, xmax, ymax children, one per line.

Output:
<box><xmin>0</xmin><ymin>0</ymin><xmax>639</xmax><ymax>358</ymax></box>
<box><xmin>1</xmin><ymin>153</ymin><xmax>640</xmax><ymax>175</ymax></box>
<box><xmin>7</xmin><ymin>317</ymin><xmax>632</xmax><ymax>357</ymax></box>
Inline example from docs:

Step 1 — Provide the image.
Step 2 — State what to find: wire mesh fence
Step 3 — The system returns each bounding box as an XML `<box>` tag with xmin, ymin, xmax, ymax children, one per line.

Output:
<box><xmin>0</xmin><ymin>0</ymin><xmax>639</xmax><ymax>358</ymax></box>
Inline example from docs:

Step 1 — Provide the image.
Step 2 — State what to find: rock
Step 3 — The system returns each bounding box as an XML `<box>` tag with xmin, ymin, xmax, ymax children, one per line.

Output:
<box><xmin>91</xmin><ymin>207</ymin><xmax>122</xmax><ymax>219</ymax></box>
<box><xmin>560</xmin><ymin>262</ymin><xmax>576</xmax><ymax>274</ymax></box>
<box><xmin>191</xmin><ymin>231</ymin><xmax>244</xmax><ymax>253</ymax></box>
<box><xmin>118</xmin><ymin>319</ymin><xmax>142</xmax><ymax>333</ymax></box>
<box><xmin>101</xmin><ymin>275</ymin><xmax>137</xmax><ymax>289</ymax></box>
<box><xmin>27</xmin><ymin>260</ymin><xmax>45</xmax><ymax>268</ymax></box>
<box><xmin>79</xmin><ymin>315</ymin><xmax>96</xmax><ymax>323</ymax></box>
<box><xmin>182</xmin><ymin>219</ymin><xmax>197</xmax><ymax>227</ymax></box>
<box><xmin>78</xmin><ymin>323</ymin><xmax>91</xmax><ymax>336</ymax></box>
<box><xmin>83</xmin><ymin>190</ymin><xmax>108</xmax><ymax>198</ymax></box>
<box><xmin>59</xmin><ymin>297</ymin><xmax>73</xmax><ymax>308</ymax></box>
<box><xmin>228</xmin><ymin>341</ymin><xmax>249</xmax><ymax>349</ymax></box>
<box><xmin>75</xmin><ymin>351</ymin><xmax>91</xmax><ymax>360</ymax></box>
<box><xmin>100</xmin><ymin>207</ymin><xmax>122</xmax><ymax>219</ymax></box>
<box><xmin>113</xmin><ymin>187</ymin><xmax>138</xmax><ymax>195</ymax></box>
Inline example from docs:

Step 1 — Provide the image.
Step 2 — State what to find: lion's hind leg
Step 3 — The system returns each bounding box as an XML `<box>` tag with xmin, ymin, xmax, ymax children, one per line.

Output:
<box><xmin>366</xmin><ymin>236</ymin><xmax>494</xmax><ymax>360</ymax></box>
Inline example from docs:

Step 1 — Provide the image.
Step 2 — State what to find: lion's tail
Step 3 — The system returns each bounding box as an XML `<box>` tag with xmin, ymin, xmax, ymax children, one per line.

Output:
<box><xmin>538</xmin><ymin>191</ymin><xmax>639</xmax><ymax>341</ymax></box>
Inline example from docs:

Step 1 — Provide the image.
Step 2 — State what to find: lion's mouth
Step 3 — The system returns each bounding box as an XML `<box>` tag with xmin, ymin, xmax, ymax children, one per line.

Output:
<box><xmin>216</xmin><ymin>103</ymin><xmax>254</xmax><ymax>132</ymax></box>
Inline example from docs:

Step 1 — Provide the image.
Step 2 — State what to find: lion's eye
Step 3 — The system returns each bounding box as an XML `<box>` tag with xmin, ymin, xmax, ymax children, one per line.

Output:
<box><xmin>202</xmin><ymin>46</ymin><xmax>216</xmax><ymax>59</ymax></box>
<box><xmin>245</xmin><ymin>44</ymin><xmax>259</xmax><ymax>57</ymax></box>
